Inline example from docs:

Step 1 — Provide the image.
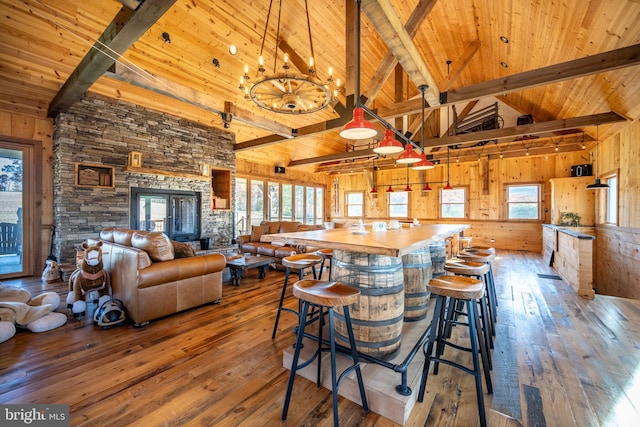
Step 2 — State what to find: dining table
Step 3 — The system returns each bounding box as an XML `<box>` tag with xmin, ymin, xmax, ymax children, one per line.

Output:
<box><xmin>262</xmin><ymin>222</ymin><xmax>470</xmax><ymax>396</ymax></box>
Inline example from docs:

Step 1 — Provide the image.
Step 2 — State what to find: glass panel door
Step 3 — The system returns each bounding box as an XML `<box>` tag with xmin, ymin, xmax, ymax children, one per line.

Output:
<box><xmin>131</xmin><ymin>188</ymin><xmax>200</xmax><ymax>241</ymax></box>
<box><xmin>294</xmin><ymin>185</ymin><xmax>304</xmax><ymax>222</ymax></box>
<box><xmin>234</xmin><ymin>178</ymin><xmax>248</xmax><ymax>236</ymax></box>
<box><xmin>250</xmin><ymin>180</ymin><xmax>264</xmax><ymax>226</ymax></box>
<box><xmin>0</xmin><ymin>147</ymin><xmax>24</xmax><ymax>276</ymax></box>
<box><xmin>267</xmin><ymin>182</ymin><xmax>280</xmax><ymax>221</ymax></box>
<box><xmin>137</xmin><ymin>193</ymin><xmax>168</xmax><ymax>233</ymax></box>
<box><xmin>282</xmin><ymin>184</ymin><xmax>292</xmax><ymax>221</ymax></box>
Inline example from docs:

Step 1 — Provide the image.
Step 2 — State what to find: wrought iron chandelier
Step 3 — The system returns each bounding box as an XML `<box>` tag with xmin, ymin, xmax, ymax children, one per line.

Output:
<box><xmin>239</xmin><ymin>0</ymin><xmax>339</xmax><ymax>114</ymax></box>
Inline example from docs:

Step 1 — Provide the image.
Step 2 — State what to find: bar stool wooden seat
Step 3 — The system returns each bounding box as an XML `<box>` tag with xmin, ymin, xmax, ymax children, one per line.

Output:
<box><xmin>418</xmin><ymin>275</ymin><xmax>492</xmax><ymax>427</ymax></box>
<box><xmin>464</xmin><ymin>246</ymin><xmax>496</xmax><ymax>255</ymax></box>
<box><xmin>272</xmin><ymin>253</ymin><xmax>324</xmax><ymax>339</ymax></box>
<box><xmin>316</xmin><ymin>248</ymin><xmax>334</xmax><ymax>280</ymax></box>
<box><xmin>457</xmin><ymin>250</ymin><xmax>498</xmax><ymax>324</ymax></box>
<box><xmin>445</xmin><ymin>260</ymin><xmax>494</xmax><ymax>353</ymax></box>
<box><xmin>282</xmin><ymin>279</ymin><xmax>369</xmax><ymax>426</ymax></box>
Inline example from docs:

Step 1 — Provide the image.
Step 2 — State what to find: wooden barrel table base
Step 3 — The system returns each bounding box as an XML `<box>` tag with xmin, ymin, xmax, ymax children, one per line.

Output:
<box><xmin>332</xmin><ymin>249</ymin><xmax>404</xmax><ymax>360</ymax></box>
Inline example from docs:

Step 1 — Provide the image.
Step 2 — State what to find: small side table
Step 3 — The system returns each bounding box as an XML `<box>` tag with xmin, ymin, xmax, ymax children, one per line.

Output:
<box><xmin>225</xmin><ymin>255</ymin><xmax>274</xmax><ymax>286</ymax></box>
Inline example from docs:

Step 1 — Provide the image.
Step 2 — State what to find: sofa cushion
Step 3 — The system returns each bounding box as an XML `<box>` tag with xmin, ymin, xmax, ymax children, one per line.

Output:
<box><xmin>113</xmin><ymin>229</ymin><xmax>136</xmax><ymax>246</ymax></box>
<box><xmin>262</xmin><ymin>222</ymin><xmax>282</xmax><ymax>234</ymax></box>
<box><xmin>172</xmin><ymin>240</ymin><xmax>196</xmax><ymax>258</ymax></box>
<box><xmin>239</xmin><ymin>242</ymin><xmax>260</xmax><ymax>253</ymax></box>
<box><xmin>250</xmin><ymin>225</ymin><xmax>269</xmax><ymax>242</ymax></box>
<box><xmin>275</xmin><ymin>247</ymin><xmax>297</xmax><ymax>258</ymax></box>
<box><xmin>257</xmin><ymin>245</ymin><xmax>276</xmax><ymax>257</ymax></box>
<box><xmin>131</xmin><ymin>231</ymin><xmax>175</xmax><ymax>262</ymax></box>
<box><xmin>99</xmin><ymin>227</ymin><xmax>116</xmax><ymax>242</ymax></box>
<box><xmin>279</xmin><ymin>222</ymin><xmax>301</xmax><ymax>233</ymax></box>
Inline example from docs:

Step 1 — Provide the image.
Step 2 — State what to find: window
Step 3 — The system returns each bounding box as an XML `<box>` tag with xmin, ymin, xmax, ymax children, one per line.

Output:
<box><xmin>441</xmin><ymin>188</ymin><xmax>466</xmax><ymax>218</ymax></box>
<box><xmin>388</xmin><ymin>191</ymin><xmax>409</xmax><ymax>218</ymax></box>
<box><xmin>306</xmin><ymin>186</ymin><xmax>315</xmax><ymax>224</ymax></box>
<box><xmin>606</xmin><ymin>176</ymin><xmax>618</xmax><ymax>224</ymax></box>
<box><xmin>282</xmin><ymin>184</ymin><xmax>292</xmax><ymax>221</ymax></box>
<box><xmin>250</xmin><ymin>180</ymin><xmax>264</xmax><ymax>226</ymax></box>
<box><xmin>234</xmin><ymin>178</ymin><xmax>248</xmax><ymax>236</ymax></box>
<box><xmin>131</xmin><ymin>188</ymin><xmax>200</xmax><ymax>241</ymax></box>
<box><xmin>506</xmin><ymin>184</ymin><xmax>540</xmax><ymax>220</ymax></box>
<box><xmin>267</xmin><ymin>182</ymin><xmax>279</xmax><ymax>221</ymax></box>
<box><xmin>315</xmin><ymin>188</ymin><xmax>324</xmax><ymax>225</ymax></box>
<box><xmin>294</xmin><ymin>185</ymin><xmax>305</xmax><ymax>222</ymax></box>
<box><xmin>346</xmin><ymin>192</ymin><xmax>363</xmax><ymax>217</ymax></box>
<box><xmin>234</xmin><ymin>177</ymin><xmax>323</xmax><ymax>226</ymax></box>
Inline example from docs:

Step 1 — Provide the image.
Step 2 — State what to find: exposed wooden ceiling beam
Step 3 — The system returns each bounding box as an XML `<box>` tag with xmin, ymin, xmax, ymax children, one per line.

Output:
<box><xmin>423</xmin><ymin>111</ymin><xmax>626</xmax><ymax>148</ymax></box>
<box><xmin>48</xmin><ymin>0</ymin><xmax>177</xmax><ymax>118</ymax></box>
<box><xmin>289</xmin><ymin>148</ymin><xmax>377</xmax><ymax>167</ymax></box>
<box><xmin>361</xmin><ymin>0</ymin><xmax>440</xmax><ymax>106</ymax></box>
<box><xmin>444</xmin><ymin>43</ymin><xmax>640</xmax><ymax>104</ymax></box>
<box><xmin>381</xmin><ymin>43</ymin><xmax>640</xmax><ymax>120</ymax></box>
<box><xmin>288</xmin><ymin>112</ymin><xmax>619</xmax><ymax>166</ymax></box>
<box><xmin>407</xmin><ymin>41</ymin><xmax>480</xmax><ymax>143</ymax></box>
<box><xmin>107</xmin><ymin>66</ymin><xmax>294</xmax><ymax>138</ymax></box>
<box><xmin>363</xmin><ymin>0</ymin><xmax>437</xmax><ymax>105</ymax></box>
<box><xmin>237</xmin><ymin>44</ymin><xmax>640</xmax><ymax>151</ymax></box>
<box><xmin>440</xmin><ymin>41</ymin><xmax>481</xmax><ymax>91</ymax></box>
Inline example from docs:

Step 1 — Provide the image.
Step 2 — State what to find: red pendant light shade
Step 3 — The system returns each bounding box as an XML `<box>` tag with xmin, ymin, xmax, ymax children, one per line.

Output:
<box><xmin>413</xmin><ymin>153</ymin><xmax>435</xmax><ymax>170</ymax></box>
<box><xmin>443</xmin><ymin>182</ymin><xmax>454</xmax><ymax>190</ymax></box>
<box><xmin>422</xmin><ymin>183</ymin><xmax>432</xmax><ymax>192</ymax></box>
<box><xmin>404</xmin><ymin>185</ymin><xmax>412</xmax><ymax>192</ymax></box>
<box><xmin>374</xmin><ymin>129</ymin><xmax>404</xmax><ymax>154</ymax></box>
<box><xmin>370</xmin><ymin>187</ymin><xmax>378</xmax><ymax>194</ymax></box>
<box><xmin>339</xmin><ymin>107</ymin><xmax>378</xmax><ymax>139</ymax></box>
<box><xmin>396</xmin><ymin>143</ymin><xmax>421</xmax><ymax>164</ymax></box>
<box><xmin>386</xmin><ymin>186</ymin><xmax>394</xmax><ymax>192</ymax></box>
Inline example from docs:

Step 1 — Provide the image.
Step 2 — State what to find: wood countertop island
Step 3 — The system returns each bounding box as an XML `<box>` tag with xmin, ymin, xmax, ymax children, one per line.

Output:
<box><xmin>268</xmin><ymin>222</ymin><xmax>469</xmax><ymax>423</ymax></box>
<box><xmin>261</xmin><ymin>223</ymin><xmax>469</xmax><ymax>257</ymax></box>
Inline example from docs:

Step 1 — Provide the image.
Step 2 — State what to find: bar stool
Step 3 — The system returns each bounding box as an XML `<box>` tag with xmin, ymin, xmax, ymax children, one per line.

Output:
<box><xmin>282</xmin><ymin>279</ymin><xmax>369</xmax><ymax>426</ymax></box>
<box><xmin>444</xmin><ymin>236</ymin><xmax>455</xmax><ymax>259</ymax></box>
<box><xmin>418</xmin><ymin>275</ymin><xmax>492</xmax><ymax>427</ymax></box>
<box><xmin>457</xmin><ymin>249</ymin><xmax>498</xmax><ymax>324</ymax></box>
<box><xmin>272</xmin><ymin>253</ymin><xmax>324</xmax><ymax>339</ymax></box>
<box><xmin>445</xmin><ymin>260</ymin><xmax>494</xmax><ymax>353</ymax></box>
<box><xmin>459</xmin><ymin>236</ymin><xmax>473</xmax><ymax>253</ymax></box>
<box><xmin>316</xmin><ymin>248</ymin><xmax>334</xmax><ymax>280</ymax></box>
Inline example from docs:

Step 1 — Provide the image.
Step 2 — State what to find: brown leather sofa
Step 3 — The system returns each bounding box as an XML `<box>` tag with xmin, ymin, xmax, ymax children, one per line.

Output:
<box><xmin>91</xmin><ymin>228</ymin><xmax>226</xmax><ymax>326</ymax></box>
<box><xmin>236</xmin><ymin>221</ymin><xmax>324</xmax><ymax>269</ymax></box>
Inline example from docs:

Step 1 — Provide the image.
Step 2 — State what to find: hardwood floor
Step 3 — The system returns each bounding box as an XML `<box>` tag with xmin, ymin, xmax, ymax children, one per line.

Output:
<box><xmin>1</xmin><ymin>250</ymin><xmax>639</xmax><ymax>426</ymax></box>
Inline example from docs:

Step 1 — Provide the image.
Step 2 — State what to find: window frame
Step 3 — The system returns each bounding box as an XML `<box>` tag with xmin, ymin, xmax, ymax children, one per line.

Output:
<box><xmin>387</xmin><ymin>190</ymin><xmax>410</xmax><ymax>218</ymax></box>
<box><xmin>601</xmin><ymin>170</ymin><xmax>619</xmax><ymax>226</ymax></box>
<box><xmin>234</xmin><ymin>175</ymin><xmax>325</xmax><ymax>227</ymax></box>
<box><xmin>130</xmin><ymin>187</ymin><xmax>201</xmax><ymax>241</ymax></box>
<box><xmin>504</xmin><ymin>183</ymin><xmax>542</xmax><ymax>221</ymax></box>
<box><xmin>440</xmin><ymin>186</ymin><xmax>468</xmax><ymax>219</ymax></box>
<box><xmin>346</xmin><ymin>191</ymin><xmax>364</xmax><ymax>218</ymax></box>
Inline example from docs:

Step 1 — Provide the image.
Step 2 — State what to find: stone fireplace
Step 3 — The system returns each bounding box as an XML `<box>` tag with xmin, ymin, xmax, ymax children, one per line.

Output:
<box><xmin>52</xmin><ymin>94</ymin><xmax>235</xmax><ymax>264</ymax></box>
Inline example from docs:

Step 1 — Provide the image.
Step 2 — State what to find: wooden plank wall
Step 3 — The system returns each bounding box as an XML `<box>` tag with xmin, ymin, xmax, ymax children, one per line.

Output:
<box><xmin>0</xmin><ymin>112</ymin><xmax>54</xmax><ymax>274</ymax></box>
<box><xmin>593</xmin><ymin>117</ymin><xmax>640</xmax><ymax>299</ymax></box>
<box><xmin>329</xmin><ymin>151</ymin><xmax>589</xmax><ymax>252</ymax></box>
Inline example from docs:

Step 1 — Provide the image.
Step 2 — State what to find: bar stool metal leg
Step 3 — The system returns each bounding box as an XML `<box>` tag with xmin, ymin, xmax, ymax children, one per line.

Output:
<box><xmin>272</xmin><ymin>266</ymin><xmax>293</xmax><ymax>339</ymax></box>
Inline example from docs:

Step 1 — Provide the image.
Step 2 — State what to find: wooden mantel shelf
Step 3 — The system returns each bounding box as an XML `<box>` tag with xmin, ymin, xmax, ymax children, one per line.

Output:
<box><xmin>123</xmin><ymin>166</ymin><xmax>210</xmax><ymax>181</ymax></box>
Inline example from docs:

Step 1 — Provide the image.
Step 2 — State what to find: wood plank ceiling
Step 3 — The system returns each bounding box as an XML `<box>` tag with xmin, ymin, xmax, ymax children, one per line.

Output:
<box><xmin>1</xmin><ymin>0</ymin><xmax>639</xmax><ymax>172</ymax></box>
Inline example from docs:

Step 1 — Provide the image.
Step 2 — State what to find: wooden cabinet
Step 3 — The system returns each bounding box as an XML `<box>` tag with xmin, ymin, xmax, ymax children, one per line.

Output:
<box><xmin>211</xmin><ymin>167</ymin><xmax>231</xmax><ymax>210</ymax></box>
<box><xmin>549</xmin><ymin>177</ymin><xmax>595</xmax><ymax>226</ymax></box>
